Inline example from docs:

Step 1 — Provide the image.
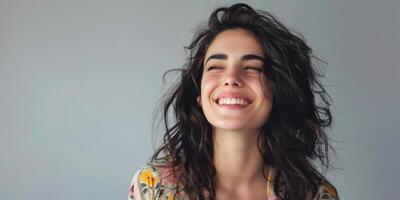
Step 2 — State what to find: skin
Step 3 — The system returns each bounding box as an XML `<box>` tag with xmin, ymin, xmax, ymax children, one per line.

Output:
<box><xmin>198</xmin><ymin>28</ymin><xmax>274</xmax><ymax>200</ymax></box>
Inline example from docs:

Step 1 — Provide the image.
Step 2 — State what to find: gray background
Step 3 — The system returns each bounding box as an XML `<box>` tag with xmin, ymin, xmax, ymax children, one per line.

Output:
<box><xmin>1</xmin><ymin>0</ymin><xmax>399</xmax><ymax>199</ymax></box>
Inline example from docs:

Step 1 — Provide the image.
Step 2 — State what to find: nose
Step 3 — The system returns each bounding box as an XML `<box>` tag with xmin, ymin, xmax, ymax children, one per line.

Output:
<box><xmin>223</xmin><ymin>68</ymin><xmax>243</xmax><ymax>87</ymax></box>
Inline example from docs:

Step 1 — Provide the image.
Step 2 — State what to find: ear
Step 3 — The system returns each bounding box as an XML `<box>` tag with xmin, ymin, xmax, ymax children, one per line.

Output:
<box><xmin>197</xmin><ymin>96</ymin><xmax>202</xmax><ymax>107</ymax></box>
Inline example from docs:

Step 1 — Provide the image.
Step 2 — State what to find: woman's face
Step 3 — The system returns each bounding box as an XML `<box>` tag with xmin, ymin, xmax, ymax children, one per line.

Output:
<box><xmin>198</xmin><ymin>28</ymin><xmax>273</xmax><ymax>132</ymax></box>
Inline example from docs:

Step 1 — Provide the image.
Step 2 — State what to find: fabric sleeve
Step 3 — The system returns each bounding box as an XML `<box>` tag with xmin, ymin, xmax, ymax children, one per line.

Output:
<box><xmin>313</xmin><ymin>181</ymin><xmax>339</xmax><ymax>200</ymax></box>
<box><xmin>128</xmin><ymin>167</ymin><xmax>162</xmax><ymax>200</ymax></box>
<box><xmin>128</xmin><ymin>169</ymin><xmax>143</xmax><ymax>200</ymax></box>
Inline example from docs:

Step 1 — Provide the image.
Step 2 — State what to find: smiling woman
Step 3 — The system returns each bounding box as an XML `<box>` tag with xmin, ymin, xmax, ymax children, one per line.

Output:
<box><xmin>199</xmin><ymin>29</ymin><xmax>273</xmax><ymax>133</ymax></box>
<box><xmin>129</xmin><ymin>3</ymin><xmax>338</xmax><ymax>200</ymax></box>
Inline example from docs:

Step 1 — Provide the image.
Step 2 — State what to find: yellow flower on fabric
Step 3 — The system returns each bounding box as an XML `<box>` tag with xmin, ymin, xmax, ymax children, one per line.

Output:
<box><xmin>322</xmin><ymin>181</ymin><xmax>339</xmax><ymax>197</ymax></box>
<box><xmin>139</xmin><ymin>168</ymin><xmax>159</xmax><ymax>188</ymax></box>
<box><xmin>167</xmin><ymin>191</ymin><xmax>174</xmax><ymax>200</ymax></box>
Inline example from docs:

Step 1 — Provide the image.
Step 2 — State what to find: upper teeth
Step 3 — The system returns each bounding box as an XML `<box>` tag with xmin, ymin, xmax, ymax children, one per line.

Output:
<box><xmin>217</xmin><ymin>98</ymin><xmax>249</xmax><ymax>106</ymax></box>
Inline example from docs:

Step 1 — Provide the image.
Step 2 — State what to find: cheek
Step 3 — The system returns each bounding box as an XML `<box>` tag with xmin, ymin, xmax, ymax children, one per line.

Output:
<box><xmin>260</xmin><ymin>76</ymin><xmax>273</xmax><ymax>100</ymax></box>
<box><xmin>200</xmin><ymin>75</ymin><xmax>218</xmax><ymax>100</ymax></box>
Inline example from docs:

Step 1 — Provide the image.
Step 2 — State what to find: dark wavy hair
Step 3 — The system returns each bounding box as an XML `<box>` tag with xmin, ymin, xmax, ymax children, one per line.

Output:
<box><xmin>151</xmin><ymin>3</ymin><xmax>336</xmax><ymax>200</ymax></box>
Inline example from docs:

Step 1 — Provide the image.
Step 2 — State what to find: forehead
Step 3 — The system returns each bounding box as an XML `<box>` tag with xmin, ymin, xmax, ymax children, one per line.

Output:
<box><xmin>205</xmin><ymin>28</ymin><xmax>265</xmax><ymax>57</ymax></box>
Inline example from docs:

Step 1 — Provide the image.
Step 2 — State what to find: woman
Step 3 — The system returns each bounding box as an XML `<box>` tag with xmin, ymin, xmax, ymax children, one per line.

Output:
<box><xmin>129</xmin><ymin>3</ymin><xmax>339</xmax><ymax>200</ymax></box>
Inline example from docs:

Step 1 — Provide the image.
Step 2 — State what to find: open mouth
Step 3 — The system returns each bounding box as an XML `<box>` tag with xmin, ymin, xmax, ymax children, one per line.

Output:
<box><xmin>214</xmin><ymin>97</ymin><xmax>251</xmax><ymax>109</ymax></box>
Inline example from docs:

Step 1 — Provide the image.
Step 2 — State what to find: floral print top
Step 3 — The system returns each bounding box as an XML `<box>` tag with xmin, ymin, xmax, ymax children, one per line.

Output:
<box><xmin>128</xmin><ymin>165</ymin><xmax>339</xmax><ymax>200</ymax></box>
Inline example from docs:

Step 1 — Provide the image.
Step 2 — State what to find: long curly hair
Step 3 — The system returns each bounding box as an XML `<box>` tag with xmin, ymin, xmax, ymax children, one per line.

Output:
<box><xmin>151</xmin><ymin>3</ymin><xmax>336</xmax><ymax>200</ymax></box>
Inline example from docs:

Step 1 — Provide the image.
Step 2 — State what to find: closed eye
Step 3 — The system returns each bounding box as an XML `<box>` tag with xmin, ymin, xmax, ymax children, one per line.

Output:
<box><xmin>244</xmin><ymin>66</ymin><xmax>263</xmax><ymax>72</ymax></box>
<box><xmin>207</xmin><ymin>66</ymin><xmax>223</xmax><ymax>71</ymax></box>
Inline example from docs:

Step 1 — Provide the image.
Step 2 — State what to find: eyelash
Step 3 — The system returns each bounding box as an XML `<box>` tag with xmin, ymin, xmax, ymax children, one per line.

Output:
<box><xmin>244</xmin><ymin>66</ymin><xmax>263</xmax><ymax>72</ymax></box>
<box><xmin>207</xmin><ymin>66</ymin><xmax>222</xmax><ymax>71</ymax></box>
<box><xmin>207</xmin><ymin>66</ymin><xmax>263</xmax><ymax>72</ymax></box>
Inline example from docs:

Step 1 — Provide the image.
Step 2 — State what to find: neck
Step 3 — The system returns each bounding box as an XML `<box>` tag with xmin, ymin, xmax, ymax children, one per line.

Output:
<box><xmin>213</xmin><ymin>128</ymin><xmax>268</xmax><ymax>190</ymax></box>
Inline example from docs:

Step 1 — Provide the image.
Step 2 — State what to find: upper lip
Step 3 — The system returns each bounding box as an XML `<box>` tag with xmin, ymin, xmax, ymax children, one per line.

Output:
<box><xmin>213</xmin><ymin>92</ymin><xmax>252</xmax><ymax>103</ymax></box>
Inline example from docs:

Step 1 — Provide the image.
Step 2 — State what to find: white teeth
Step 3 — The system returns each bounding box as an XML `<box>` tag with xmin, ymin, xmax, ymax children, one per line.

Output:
<box><xmin>217</xmin><ymin>98</ymin><xmax>249</xmax><ymax>106</ymax></box>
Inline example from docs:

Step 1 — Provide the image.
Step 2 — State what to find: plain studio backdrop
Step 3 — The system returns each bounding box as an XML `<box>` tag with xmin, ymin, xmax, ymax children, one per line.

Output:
<box><xmin>1</xmin><ymin>0</ymin><xmax>399</xmax><ymax>199</ymax></box>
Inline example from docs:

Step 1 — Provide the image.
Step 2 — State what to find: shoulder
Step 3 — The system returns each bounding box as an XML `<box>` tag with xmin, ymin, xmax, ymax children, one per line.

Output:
<box><xmin>128</xmin><ymin>164</ymin><xmax>183</xmax><ymax>200</ymax></box>
<box><xmin>313</xmin><ymin>180</ymin><xmax>339</xmax><ymax>200</ymax></box>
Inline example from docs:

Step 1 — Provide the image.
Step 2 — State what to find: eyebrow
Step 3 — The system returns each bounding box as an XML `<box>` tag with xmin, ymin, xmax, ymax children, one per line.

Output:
<box><xmin>205</xmin><ymin>53</ymin><xmax>265</xmax><ymax>65</ymax></box>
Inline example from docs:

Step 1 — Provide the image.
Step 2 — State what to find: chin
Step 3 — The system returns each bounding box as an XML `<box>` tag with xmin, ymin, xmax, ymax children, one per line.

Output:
<box><xmin>212</xmin><ymin>120</ymin><xmax>253</xmax><ymax>132</ymax></box>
